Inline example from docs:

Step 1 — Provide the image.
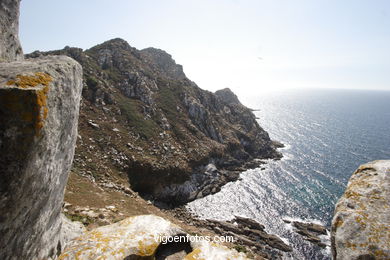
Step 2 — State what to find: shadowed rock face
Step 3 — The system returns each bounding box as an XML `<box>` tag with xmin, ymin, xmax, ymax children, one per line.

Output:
<box><xmin>0</xmin><ymin>56</ymin><xmax>83</xmax><ymax>260</ymax></box>
<box><xmin>331</xmin><ymin>160</ymin><xmax>390</xmax><ymax>260</ymax></box>
<box><xmin>0</xmin><ymin>0</ymin><xmax>23</xmax><ymax>62</ymax></box>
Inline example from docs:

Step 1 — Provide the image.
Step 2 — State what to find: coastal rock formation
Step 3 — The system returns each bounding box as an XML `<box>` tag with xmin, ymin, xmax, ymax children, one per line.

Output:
<box><xmin>0</xmin><ymin>55</ymin><xmax>83</xmax><ymax>259</ymax></box>
<box><xmin>283</xmin><ymin>219</ymin><xmax>329</xmax><ymax>248</ymax></box>
<box><xmin>331</xmin><ymin>160</ymin><xmax>390</xmax><ymax>259</ymax></box>
<box><xmin>30</xmin><ymin>39</ymin><xmax>281</xmax><ymax>205</ymax></box>
<box><xmin>171</xmin><ymin>208</ymin><xmax>292</xmax><ymax>259</ymax></box>
<box><xmin>215</xmin><ymin>88</ymin><xmax>242</xmax><ymax>105</ymax></box>
<box><xmin>0</xmin><ymin>0</ymin><xmax>23</xmax><ymax>62</ymax></box>
<box><xmin>59</xmin><ymin>215</ymin><xmax>249</xmax><ymax>259</ymax></box>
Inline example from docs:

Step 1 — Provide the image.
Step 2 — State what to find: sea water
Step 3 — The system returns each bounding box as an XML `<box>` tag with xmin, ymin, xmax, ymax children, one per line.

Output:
<box><xmin>187</xmin><ymin>89</ymin><xmax>390</xmax><ymax>259</ymax></box>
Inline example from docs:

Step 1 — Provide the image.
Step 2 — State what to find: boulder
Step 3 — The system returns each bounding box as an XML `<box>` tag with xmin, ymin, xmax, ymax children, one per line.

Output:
<box><xmin>331</xmin><ymin>160</ymin><xmax>390</xmax><ymax>259</ymax></box>
<box><xmin>0</xmin><ymin>0</ymin><xmax>23</xmax><ymax>62</ymax></box>
<box><xmin>59</xmin><ymin>215</ymin><xmax>249</xmax><ymax>260</ymax></box>
<box><xmin>0</xmin><ymin>56</ymin><xmax>83</xmax><ymax>259</ymax></box>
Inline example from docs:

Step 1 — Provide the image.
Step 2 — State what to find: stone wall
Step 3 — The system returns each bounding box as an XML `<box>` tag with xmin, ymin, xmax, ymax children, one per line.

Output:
<box><xmin>331</xmin><ymin>160</ymin><xmax>390</xmax><ymax>259</ymax></box>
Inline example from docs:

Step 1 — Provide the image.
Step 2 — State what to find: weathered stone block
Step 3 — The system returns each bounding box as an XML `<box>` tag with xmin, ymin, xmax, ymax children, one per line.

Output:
<box><xmin>0</xmin><ymin>56</ymin><xmax>83</xmax><ymax>259</ymax></box>
<box><xmin>331</xmin><ymin>160</ymin><xmax>390</xmax><ymax>260</ymax></box>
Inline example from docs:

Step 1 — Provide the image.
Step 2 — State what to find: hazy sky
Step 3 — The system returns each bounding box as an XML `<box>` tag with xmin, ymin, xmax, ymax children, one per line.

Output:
<box><xmin>20</xmin><ymin>0</ymin><xmax>390</xmax><ymax>97</ymax></box>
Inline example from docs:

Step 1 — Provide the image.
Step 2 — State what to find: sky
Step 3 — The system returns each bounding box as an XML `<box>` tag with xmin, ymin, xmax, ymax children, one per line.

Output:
<box><xmin>20</xmin><ymin>0</ymin><xmax>390</xmax><ymax>97</ymax></box>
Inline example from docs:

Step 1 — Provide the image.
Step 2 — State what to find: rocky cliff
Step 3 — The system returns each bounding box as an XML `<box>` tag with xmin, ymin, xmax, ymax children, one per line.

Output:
<box><xmin>331</xmin><ymin>160</ymin><xmax>390</xmax><ymax>259</ymax></box>
<box><xmin>29</xmin><ymin>39</ymin><xmax>281</xmax><ymax>205</ymax></box>
<box><xmin>0</xmin><ymin>1</ymin><xmax>84</xmax><ymax>258</ymax></box>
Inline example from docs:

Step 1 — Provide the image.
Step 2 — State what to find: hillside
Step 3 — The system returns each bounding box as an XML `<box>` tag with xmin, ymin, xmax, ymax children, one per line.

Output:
<box><xmin>27</xmin><ymin>38</ymin><xmax>281</xmax><ymax>205</ymax></box>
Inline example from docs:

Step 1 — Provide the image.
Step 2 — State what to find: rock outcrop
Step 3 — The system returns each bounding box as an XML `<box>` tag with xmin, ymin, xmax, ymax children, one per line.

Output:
<box><xmin>215</xmin><ymin>88</ymin><xmax>242</xmax><ymax>106</ymax></box>
<box><xmin>0</xmin><ymin>0</ymin><xmax>23</xmax><ymax>62</ymax></box>
<box><xmin>283</xmin><ymin>219</ymin><xmax>329</xmax><ymax>248</ymax></box>
<box><xmin>59</xmin><ymin>215</ymin><xmax>249</xmax><ymax>259</ymax></box>
<box><xmin>0</xmin><ymin>2</ymin><xmax>83</xmax><ymax>258</ymax></box>
<box><xmin>331</xmin><ymin>160</ymin><xmax>390</xmax><ymax>259</ymax></box>
<box><xmin>0</xmin><ymin>55</ymin><xmax>83</xmax><ymax>260</ymax></box>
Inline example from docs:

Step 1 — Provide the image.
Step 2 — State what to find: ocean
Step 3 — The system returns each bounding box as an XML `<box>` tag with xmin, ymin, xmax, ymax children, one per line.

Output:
<box><xmin>187</xmin><ymin>89</ymin><xmax>390</xmax><ymax>259</ymax></box>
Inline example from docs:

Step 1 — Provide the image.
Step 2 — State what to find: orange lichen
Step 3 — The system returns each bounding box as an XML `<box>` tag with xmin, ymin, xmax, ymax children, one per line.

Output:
<box><xmin>184</xmin><ymin>248</ymin><xmax>204</xmax><ymax>260</ymax></box>
<box><xmin>137</xmin><ymin>240</ymin><xmax>158</xmax><ymax>256</ymax></box>
<box><xmin>4</xmin><ymin>72</ymin><xmax>52</xmax><ymax>135</ymax></box>
<box><xmin>6</xmin><ymin>72</ymin><xmax>52</xmax><ymax>89</ymax></box>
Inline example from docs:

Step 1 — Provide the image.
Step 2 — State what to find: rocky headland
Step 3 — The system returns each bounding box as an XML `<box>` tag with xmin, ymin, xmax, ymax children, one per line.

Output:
<box><xmin>28</xmin><ymin>38</ymin><xmax>282</xmax><ymax>206</ymax></box>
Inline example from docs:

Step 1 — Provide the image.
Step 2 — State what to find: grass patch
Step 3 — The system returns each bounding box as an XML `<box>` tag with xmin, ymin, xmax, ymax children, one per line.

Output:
<box><xmin>233</xmin><ymin>244</ymin><xmax>248</xmax><ymax>254</ymax></box>
<box><xmin>64</xmin><ymin>212</ymin><xmax>94</xmax><ymax>226</ymax></box>
<box><xmin>156</xmin><ymin>79</ymin><xmax>188</xmax><ymax>139</ymax></box>
<box><xmin>117</xmin><ymin>94</ymin><xmax>159</xmax><ymax>139</ymax></box>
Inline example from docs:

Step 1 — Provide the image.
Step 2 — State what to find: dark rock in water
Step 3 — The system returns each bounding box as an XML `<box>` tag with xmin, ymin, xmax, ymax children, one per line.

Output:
<box><xmin>207</xmin><ymin>217</ymin><xmax>292</xmax><ymax>254</ymax></box>
<box><xmin>331</xmin><ymin>160</ymin><xmax>390</xmax><ymax>260</ymax></box>
<box><xmin>286</xmin><ymin>220</ymin><xmax>328</xmax><ymax>248</ymax></box>
<box><xmin>272</xmin><ymin>140</ymin><xmax>285</xmax><ymax>148</ymax></box>
<box><xmin>292</xmin><ymin>221</ymin><xmax>327</xmax><ymax>235</ymax></box>
<box><xmin>233</xmin><ymin>216</ymin><xmax>266</xmax><ymax>231</ymax></box>
<box><xmin>0</xmin><ymin>0</ymin><xmax>23</xmax><ymax>62</ymax></box>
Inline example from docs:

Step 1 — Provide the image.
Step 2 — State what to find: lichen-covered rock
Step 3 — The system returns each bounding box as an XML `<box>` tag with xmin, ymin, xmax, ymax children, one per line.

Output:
<box><xmin>0</xmin><ymin>0</ymin><xmax>23</xmax><ymax>62</ymax></box>
<box><xmin>59</xmin><ymin>215</ymin><xmax>249</xmax><ymax>260</ymax></box>
<box><xmin>0</xmin><ymin>55</ymin><xmax>83</xmax><ymax>259</ymax></box>
<box><xmin>331</xmin><ymin>160</ymin><xmax>390</xmax><ymax>260</ymax></box>
<box><xmin>60</xmin><ymin>214</ymin><xmax>86</xmax><ymax>252</ymax></box>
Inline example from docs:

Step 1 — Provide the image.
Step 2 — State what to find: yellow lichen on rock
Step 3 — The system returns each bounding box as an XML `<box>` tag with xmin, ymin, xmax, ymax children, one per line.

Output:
<box><xmin>184</xmin><ymin>248</ymin><xmax>203</xmax><ymax>260</ymax></box>
<box><xmin>137</xmin><ymin>239</ymin><xmax>159</xmax><ymax>256</ymax></box>
<box><xmin>6</xmin><ymin>72</ymin><xmax>52</xmax><ymax>89</ymax></box>
<box><xmin>331</xmin><ymin>160</ymin><xmax>390</xmax><ymax>259</ymax></box>
<box><xmin>4</xmin><ymin>72</ymin><xmax>52</xmax><ymax>134</ymax></box>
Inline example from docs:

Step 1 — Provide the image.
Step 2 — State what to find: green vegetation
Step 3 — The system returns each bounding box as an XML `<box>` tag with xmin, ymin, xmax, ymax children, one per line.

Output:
<box><xmin>233</xmin><ymin>244</ymin><xmax>248</xmax><ymax>254</ymax></box>
<box><xmin>117</xmin><ymin>94</ymin><xmax>159</xmax><ymax>139</ymax></box>
<box><xmin>156</xmin><ymin>79</ymin><xmax>188</xmax><ymax>140</ymax></box>
<box><xmin>64</xmin><ymin>212</ymin><xmax>94</xmax><ymax>226</ymax></box>
<box><xmin>85</xmin><ymin>75</ymin><xmax>98</xmax><ymax>89</ymax></box>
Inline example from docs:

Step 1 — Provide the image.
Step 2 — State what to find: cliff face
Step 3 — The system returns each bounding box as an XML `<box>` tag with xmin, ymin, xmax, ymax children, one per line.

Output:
<box><xmin>0</xmin><ymin>1</ymin><xmax>84</xmax><ymax>258</ymax></box>
<box><xmin>30</xmin><ymin>39</ymin><xmax>281</xmax><ymax>204</ymax></box>
<box><xmin>331</xmin><ymin>160</ymin><xmax>390</xmax><ymax>260</ymax></box>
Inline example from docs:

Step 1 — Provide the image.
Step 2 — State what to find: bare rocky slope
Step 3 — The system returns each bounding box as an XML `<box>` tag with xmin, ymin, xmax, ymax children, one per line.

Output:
<box><xmin>28</xmin><ymin>39</ymin><xmax>282</xmax><ymax>205</ymax></box>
